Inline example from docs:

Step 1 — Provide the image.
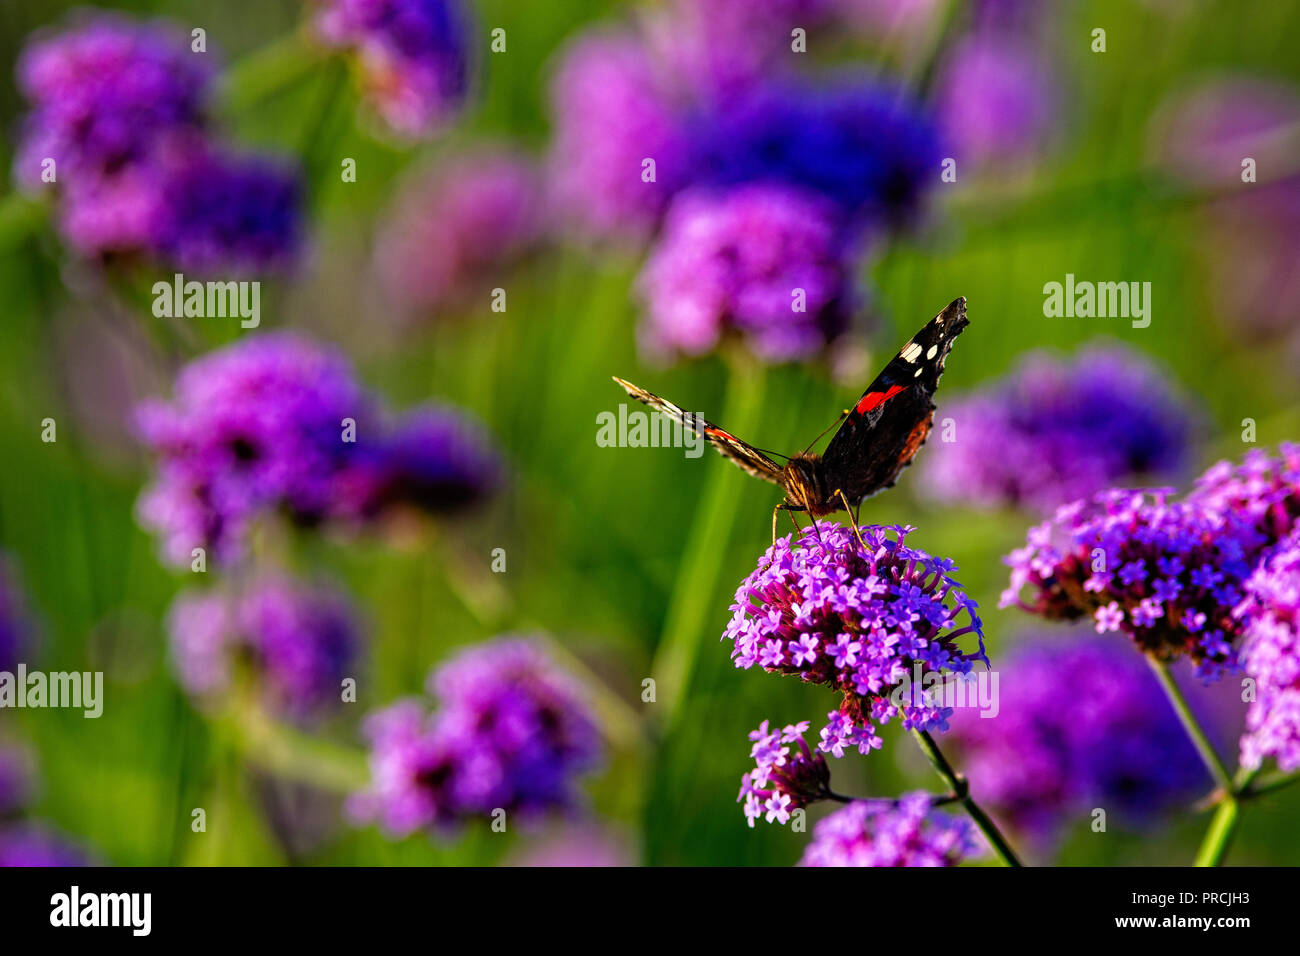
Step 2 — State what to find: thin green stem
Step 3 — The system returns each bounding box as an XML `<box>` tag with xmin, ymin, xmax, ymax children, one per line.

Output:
<box><xmin>911</xmin><ymin>729</ymin><xmax>1024</xmax><ymax>867</ymax></box>
<box><xmin>650</xmin><ymin>358</ymin><xmax>766</xmax><ymax>730</ymax></box>
<box><xmin>1145</xmin><ymin>656</ymin><xmax>1235</xmax><ymax>793</ymax></box>
<box><xmin>1194</xmin><ymin>799</ymin><xmax>1240</xmax><ymax>867</ymax></box>
<box><xmin>1243</xmin><ymin>768</ymin><xmax>1300</xmax><ymax>800</ymax></box>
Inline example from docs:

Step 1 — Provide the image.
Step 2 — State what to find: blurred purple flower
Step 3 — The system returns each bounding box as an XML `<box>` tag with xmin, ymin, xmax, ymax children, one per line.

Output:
<box><xmin>690</xmin><ymin>75</ymin><xmax>944</xmax><ymax>223</ymax></box>
<box><xmin>0</xmin><ymin>825</ymin><xmax>90</xmax><ymax>867</ymax></box>
<box><xmin>338</xmin><ymin>404</ymin><xmax>503</xmax><ymax>522</ymax></box>
<box><xmin>13</xmin><ymin>12</ymin><xmax>211</xmax><ymax>187</ymax></box>
<box><xmin>637</xmin><ymin>185</ymin><xmax>854</xmax><ymax>362</ymax></box>
<box><xmin>918</xmin><ymin>345</ymin><xmax>1200</xmax><ymax>512</ymax></box>
<box><xmin>375</xmin><ymin>150</ymin><xmax>542</xmax><ymax>317</ymax></box>
<box><xmin>950</xmin><ymin>634</ymin><xmax>1209</xmax><ymax>841</ymax></box>
<box><xmin>724</xmin><ymin>524</ymin><xmax>987</xmax><ymax>755</ymax></box>
<box><xmin>935</xmin><ymin>33</ymin><xmax>1056</xmax><ymax>171</ymax></box>
<box><xmin>150</xmin><ymin>146</ymin><xmax>304</xmax><ymax>275</ymax></box>
<box><xmin>314</xmin><ymin>0</ymin><xmax>471</xmax><ymax>138</ymax></box>
<box><xmin>134</xmin><ymin>333</ymin><xmax>372</xmax><ymax>567</ymax></box>
<box><xmin>167</xmin><ymin>575</ymin><xmax>361</xmax><ymax>721</ymax></box>
<box><xmin>799</xmin><ymin>792</ymin><xmax>978</xmax><ymax>866</ymax></box>
<box><xmin>1150</xmin><ymin>77</ymin><xmax>1300</xmax><ymax>339</ymax></box>
<box><xmin>1151</xmin><ymin>76</ymin><xmax>1300</xmax><ymax>190</ymax></box>
<box><xmin>641</xmin><ymin>0</ymin><xmax>834</xmax><ymax>98</ymax></box>
<box><xmin>12</xmin><ymin>12</ymin><xmax>305</xmax><ymax>271</ymax></box>
<box><xmin>545</xmin><ymin>29</ymin><xmax>691</xmax><ymax>240</ymax></box>
<box><xmin>1235</xmin><ymin>530</ymin><xmax>1300</xmax><ymax>772</ymax></box>
<box><xmin>349</xmin><ymin>637</ymin><xmax>602</xmax><ymax>836</ymax></box>
<box><xmin>737</xmin><ymin>720</ymin><xmax>835</xmax><ymax>827</ymax></box>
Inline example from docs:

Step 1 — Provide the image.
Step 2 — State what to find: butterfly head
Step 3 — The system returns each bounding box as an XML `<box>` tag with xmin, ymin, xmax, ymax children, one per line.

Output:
<box><xmin>781</xmin><ymin>453</ymin><xmax>837</xmax><ymax>517</ymax></box>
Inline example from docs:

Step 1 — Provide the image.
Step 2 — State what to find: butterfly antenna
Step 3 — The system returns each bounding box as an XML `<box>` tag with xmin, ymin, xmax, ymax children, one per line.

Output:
<box><xmin>801</xmin><ymin>407</ymin><xmax>851</xmax><ymax>456</ymax></box>
<box><xmin>754</xmin><ymin>447</ymin><xmax>791</xmax><ymax>462</ymax></box>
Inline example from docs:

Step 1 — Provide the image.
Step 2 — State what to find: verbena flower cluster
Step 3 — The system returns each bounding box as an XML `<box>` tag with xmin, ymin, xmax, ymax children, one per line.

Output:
<box><xmin>1002</xmin><ymin>447</ymin><xmax>1300</xmax><ymax>680</ymax></box>
<box><xmin>950</xmin><ymin>634</ymin><xmax>1209</xmax><ymax>841</ymax></box>
<box><xmin>637</xmin><ymin>185</ymin><xmax>852</xmax><ymax>361</ymax></box>
<box><xmin>167</xmin><ymin>575</ymin><xmax>361</xmax><ymax>721</ymax></box>
<box><xmin>134</xmin><ymin>333</ymin><xmax>502</xmax><ymax>567</ymax></box>
<box><xmin>13</xmin><ymin>12</ymin><xmax>301</xmax><ymax>270</ymax></box>
<box><xmin>724</xmin><ymin>524</ymin><xmax>987</xmax><ymax>755</ymax></box>
<box><xmin>918</xmin><ymin>345</ymin><xmax>1199</xmax><ymax>512</ymax></box>
<box><xmin>1235</xmin><ymin>530</ymin><xmax>1300</xmax><ymax>772</ymax></box>
<box><xmin>737</xmin><ymin>720</ymin><xmax>833</xmax><ymax>827</ymax></box>
<box><xmin>375</xmin><ymin>150</ymin><xmax>542</xmax><ymax>318</ymax></box>
<box><xmin>313</xmin><ymin>0</ymin><xmax>472</xmax><ymax>139</ymax></box>
<box><xmin>799</xmin><ymin>792</ymin><xmax>979</xmax><ymax>867</ymax></box>
<box><xmin>1002</xmin><ymin>491</ymin><xmax>1262</xmax><ymax>680</ymax></box>
<box><xmin>349</xmin><ymin>637</ymin><xmax>602</xmax><ymax>835</ymax></box>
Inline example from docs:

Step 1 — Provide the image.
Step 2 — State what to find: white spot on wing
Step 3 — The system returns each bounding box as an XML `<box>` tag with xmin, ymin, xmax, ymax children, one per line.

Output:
<box><xmin>900</xmin><ymin>342</ymin><xmax>923</xmax><ymax>363</ymax></box>
<box><xmin>926</xmin><ymin>345</ymin><xmax>938</xmax><ymax>360</ymax></box>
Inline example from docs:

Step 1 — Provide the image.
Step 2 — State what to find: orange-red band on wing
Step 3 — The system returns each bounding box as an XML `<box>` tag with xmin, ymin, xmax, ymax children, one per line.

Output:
<box><xmin>855</xmin><ymin>384</ymin><xmax>907</xmax><ymax>415</ymax></box>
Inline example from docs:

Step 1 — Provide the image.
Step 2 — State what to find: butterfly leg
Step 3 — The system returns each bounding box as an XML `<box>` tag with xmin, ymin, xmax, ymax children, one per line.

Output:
<box><xmin>773</xmin><ymin>503</ymin><xmax>807</xmax><ymax>546</ymax></box>
<box><xmin>834</xmin><ymin>489</ymin><xmax>868</xmax><ymax>551</ymax></box>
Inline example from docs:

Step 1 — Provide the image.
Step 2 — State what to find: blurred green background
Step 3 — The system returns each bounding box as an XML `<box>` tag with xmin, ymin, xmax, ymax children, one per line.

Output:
<box><xmin>0</xmin><ymin>0</ymin><xmax>1298</xmax><ymax>869</ymax></box>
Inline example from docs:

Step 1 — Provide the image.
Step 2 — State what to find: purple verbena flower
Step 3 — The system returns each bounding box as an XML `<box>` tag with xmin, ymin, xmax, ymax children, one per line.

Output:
<box><xmin>690</xmin><ymin>75</ymin><xmax>943</xmax><ymax>223</ymax></box>
<box><xmin>134</xmin><ymin>333</ymin><xmax>373</xmax><ymax>567</ymax></box>
<box><xmin>1235</xmin><ymin>530</ymin><xmax>1300</xmax><ymax>772</ymax></box>
<box><xmin>918</xmin><ymin>345</ymin><xmax>1200</xmax><ymax>512</ymax></box>
<box><xmin>641</xmin><ymin>0</ymin><xmax>835</xmax><ymax>98</ymax></box>
<box><xmin>1188</xmin><ymin>444</ymin><xmax>1300</xmax><ymax>547</ymax></box>
<box><xmin>545</xmin><ymin>29</ymin><xmax>691</xmax><ymax>240</ymax></box>
<box><xmin>0</xmin><ymin>825</ymin><xmax>91</xmax><ymax>867</ymax></box>
<box><xmin>13</xmin><ymin>12</ymin><xmax>211</xmax><ymax>188</ymax></box>
<box><xmin>149</xmin><ymin>146</ymin><xmax>303</xmax><ymax>275</ymax></box>
<box><xmin>935</xmin><ymin>32</ymin><xmax>1055</xmax><ymax>170</ymax></box>
<box><xmin>337</xmin><ymin>404</ymin><xmax>504</xmax><ymax>522</ymax></box>
<box><xmin>349</xmin><ymin>637</ymin><xmax>602</xmax><ymax>836</ymax></box>
<box><xmin>737</xmin><ymin>720</ymin><xmax>834</xmax><ymax>826</ymax></box>
<box><xmin>314</xmin><ymin>0</ymin><xmax>472</xmax><ymax>138</ymax></box>
<box><xmin>798</xmin><ymin>792</ymin><xmax>979</xmax><ymax>866</ymax></box>
<box><xmin>725</xmin><ymin>524</ymin><xmax>986</xmax><ymax>751</ymax></box>
<box><xmin>1001</xmin><ymin>488</ymin><xmax>1267</xmax><ymax>680</ymax></box>
<box><xmin>375</xmin><ymin>150</ymin><xmax>542</xmax><ymax>317</ymax></box>
<box><xmin>637</xmin><ymin>185</ymin><xmax>854</xmax><ymax>362</ymax></box>
<box><xmin>167</xmin><ymin>575</ymin><xmax>361</xmax><ymax>721</ymax></box>
<box><xmin>949</xmin><ymin>634</ymin><xmax>1212</xmax><ymax>842</ymax></box>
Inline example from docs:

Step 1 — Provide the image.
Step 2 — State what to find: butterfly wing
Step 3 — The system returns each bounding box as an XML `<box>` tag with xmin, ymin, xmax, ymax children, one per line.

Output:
<box><xmin>820</xmin><ymin>297</ymin><xmax>969</xmax><ymax>504</ymax></box>
<box><xmin>612</xmin><ymin>377</ymin><xmax>785</xmax><ymax>484</ymax></box>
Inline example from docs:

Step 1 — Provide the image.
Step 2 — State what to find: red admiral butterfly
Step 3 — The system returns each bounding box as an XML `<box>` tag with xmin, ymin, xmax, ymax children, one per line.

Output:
<box><xmin>614</xmin><ymin>296</ymin><xmax>969</xmax><ymax>544</ymax></box>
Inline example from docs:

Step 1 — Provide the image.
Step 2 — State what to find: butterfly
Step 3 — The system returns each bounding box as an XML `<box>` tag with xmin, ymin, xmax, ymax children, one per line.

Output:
<box><xmin>613</xmin><ymin>296</ymin><xmax>969</xmax><ymax>544</ymax></box>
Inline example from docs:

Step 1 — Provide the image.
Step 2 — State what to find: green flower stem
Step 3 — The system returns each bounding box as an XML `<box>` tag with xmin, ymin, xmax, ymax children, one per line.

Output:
<box><xmin>911</xmin><ymin>729</ymin><xmax>1024</xmax><ymax>867</ymax></box>
<box><xmin>220</xmin><ymin>29</ymin><xmax>329</xmax><ymax>115</ymax></box>
<box><xmin>227</xmin><ymin>701</ymin><xmax>370</xmax><ymax>794</ymax></box>
<box><xmin>1243</xmin><ymin>768</ymin><xmax>1300</xmax><ymax>800</ymax></box>
<box><xmin>650</xmin><ymin>357</ymin><xmax>766</xmax><ymax>730</ymax></box>
<box><xmin>1194</xmin><ymin>798</ymin><xmax>1241</xmax><ymax>867</ymax></box>
<box><xmin>1145</xmin><ymin>656</ymin><xmax>1235</xmax><ymax>792</ymax></box>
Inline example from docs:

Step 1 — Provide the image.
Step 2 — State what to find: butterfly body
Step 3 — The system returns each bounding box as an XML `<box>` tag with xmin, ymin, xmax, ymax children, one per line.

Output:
<box><xmin>614</xmin><ymin>297</ymin><xmax>969</xmax><ymax>538</ymax></box>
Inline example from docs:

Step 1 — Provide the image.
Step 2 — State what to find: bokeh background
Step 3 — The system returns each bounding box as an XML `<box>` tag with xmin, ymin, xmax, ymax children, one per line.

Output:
<box><xmin>0</xmin><ymin>0</ymin><xmax>1298</xmax><ymax>869</ymax></box>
